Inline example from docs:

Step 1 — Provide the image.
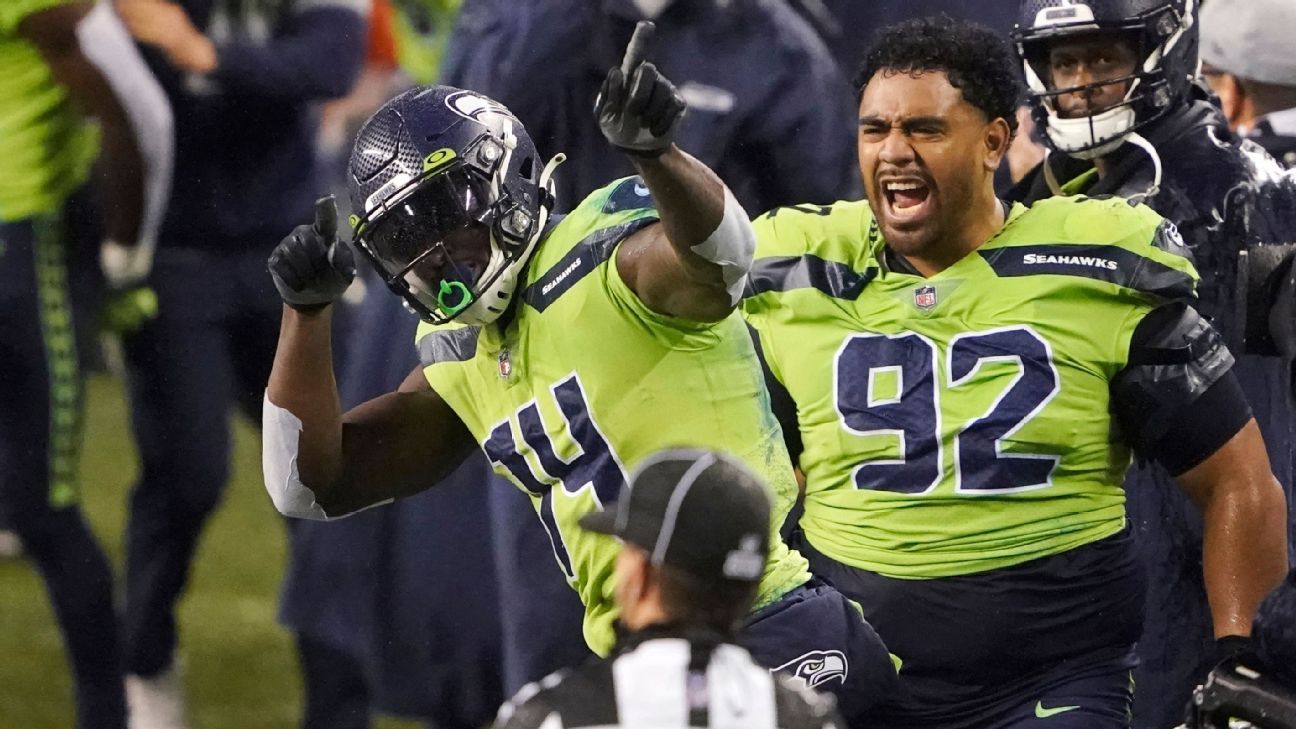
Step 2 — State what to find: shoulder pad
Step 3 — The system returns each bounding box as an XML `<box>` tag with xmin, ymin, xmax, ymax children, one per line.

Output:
<box><xmin>986</xmin><ymin>198</ymin><xmax>1197</xmax><ymax>299</ymax></box>
<box><xmin>415</xmin><ymin>323</ymin><xmax>479</xmax><ymax>366</ymax></box>
<box><xmin>598</xmin><ymin>176</ymin><xmax>655</xmax><ymax>215</ymax></box>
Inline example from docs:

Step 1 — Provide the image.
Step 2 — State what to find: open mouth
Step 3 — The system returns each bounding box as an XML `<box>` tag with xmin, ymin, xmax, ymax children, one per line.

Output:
<box><xmin>881</xmin><ymin>178</ymin><xmax>933</xmax><ymax>225</ymax></box>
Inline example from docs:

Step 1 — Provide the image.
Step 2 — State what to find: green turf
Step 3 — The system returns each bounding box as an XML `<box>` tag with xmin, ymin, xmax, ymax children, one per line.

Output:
<box><xmin>0</xmin><ymin>374</ymin><xmax>423</xmax><ymax>729</ymax></box>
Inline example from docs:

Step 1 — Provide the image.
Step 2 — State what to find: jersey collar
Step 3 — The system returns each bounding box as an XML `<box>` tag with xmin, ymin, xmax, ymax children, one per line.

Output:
<box><xmin>879</xmin><ymin>200</ymin><xmax>1020</xmax><ymax>276</ymax></box>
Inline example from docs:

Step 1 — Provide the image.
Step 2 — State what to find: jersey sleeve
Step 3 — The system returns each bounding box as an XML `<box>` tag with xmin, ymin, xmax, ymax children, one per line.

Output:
<box><xmin>413</xmin><ymin>320</ymin><xmax>480</xmax><ymax>390</ymax></box>
<box><xmin>586</xmin><ymin>177</ymin><xmax>728</xmax><ymax>338</ymax></box>
<box><xmin>740</xmin><ymin>200</ymin><xmax>874</xmax><ymax>386</ymax></box>
<box><xmin>1111</xmin><ymin>302</ymin><xmax>1248</xmax><ymax>474</ymax></box>
<box><xmin>743</xmin><ymin>204</ymin><xmax>824</xmax><ymax>313</ymax></box>
<box><xmin>1092</xmin><ymin>199</ymin><xmax>1200</xmax><ymax>301</ymax></box>
<box><xmin>1057</xmin><ymin>198</ymin><xmax>1204</xmax><ymax>376</ymax></box>
<box><xmin>1088</xmin><ymin>200</ymin><xmax>1245</xmax><ymax>471</ymax></box>
<box><xmin>572</xmin><ymin>176</ymin><xmax>662</xmax><ymax>230</ymax></box>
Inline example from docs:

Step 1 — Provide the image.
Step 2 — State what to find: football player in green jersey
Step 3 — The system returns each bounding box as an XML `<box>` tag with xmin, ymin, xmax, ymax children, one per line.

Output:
<box><xmin>0</xmin><ymin>2</ymin><xmax>170</xmax><ymax>727</ymax></box>
<box><xmin>262</xmin><ymin>24</ymin><xmax>897</xmax><ymax>724</ymax></box>
<box><xmin>739</xmin><ymin>15</ymin><xmax>1289</xmax><ymax>728</ymax></box>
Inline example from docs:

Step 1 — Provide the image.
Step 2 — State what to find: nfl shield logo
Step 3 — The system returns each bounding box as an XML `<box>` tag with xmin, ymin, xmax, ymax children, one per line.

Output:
<box><xmin>498</xmin><ymin>349</ymin><xmax>512</xmax><ymax>379</ymax></box>
<box><xmin>914</xmin><ymin>285</ymin><xmax>938</xmax><ymax>311</ymax></box>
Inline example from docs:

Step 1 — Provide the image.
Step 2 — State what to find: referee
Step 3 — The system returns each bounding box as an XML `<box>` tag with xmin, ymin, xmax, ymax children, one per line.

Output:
<box><xmin>493</xmin><ymin>448</ymin><xmax>844</xmax><ymax>729</ymax></box>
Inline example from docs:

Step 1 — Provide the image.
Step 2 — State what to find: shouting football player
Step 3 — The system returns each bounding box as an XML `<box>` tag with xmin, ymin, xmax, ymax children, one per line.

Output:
<box><xmin>740</xmin><ymin>14</ymin><xmax>1287</xmax><ymax>728</ymax></box>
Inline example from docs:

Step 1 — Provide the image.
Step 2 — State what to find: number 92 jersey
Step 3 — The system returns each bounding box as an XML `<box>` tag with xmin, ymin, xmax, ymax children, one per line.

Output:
<box><xmin>742</xmin><ymin>196</ymin><xmax>1198</xmax><ymax>579</ymax></box>
<box><xmin>415</xmin><ymin>177</ymin><xmax>810</xmax><ymax>655</ymax></box>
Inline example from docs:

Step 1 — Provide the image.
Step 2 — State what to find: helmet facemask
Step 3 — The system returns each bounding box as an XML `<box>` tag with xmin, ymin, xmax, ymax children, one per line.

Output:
<box><xmin>353</xmin><ymin>128</ymin><xmax>548</xmax><ymax>326</ymax></box>
<box><xmin>1015</xmin><ymin>0</ymin><xmax>1197</xmax><ymax>158</ymax></box>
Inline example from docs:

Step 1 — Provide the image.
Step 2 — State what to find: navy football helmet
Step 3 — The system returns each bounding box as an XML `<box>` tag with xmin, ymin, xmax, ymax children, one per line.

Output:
<box><xmin>1013</xmin><ymin>0</ymin><xmax>1200</xmax><ymax>158</ymax></box>
<box><xmin>346</xmin><ymin>86</ymin><xmax>562</xmax><ymax>325</ymax></box>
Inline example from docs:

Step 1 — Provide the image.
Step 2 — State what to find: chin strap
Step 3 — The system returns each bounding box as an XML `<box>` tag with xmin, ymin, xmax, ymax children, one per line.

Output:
<box><xmin>535</xmin><ymin>152</ymin><xmax>566</xmax><ymax>232</ymax></box>
<box><xmin>1042</xmin><ymin>149</ymin><xmax>1064</xmax><ymax>196</ymax></box>
<box><xmin>450</xmin><ymin>151</ymin><xmax>567</xmax><ymax>326</ymax></box>
<box><xmin>515</xmin><ymin>151</ymin><xmax>566</xmax><ymax>263</ymax></box>
<box><xmin>1122</xmin><ymin>131</ymin><xmax>1164</xmax><ymax>204</ymax></box>
<box><xmin>1043</xmin><ymin>130</ymin><xmax>1163</xmax><ymax>203</ymax></box>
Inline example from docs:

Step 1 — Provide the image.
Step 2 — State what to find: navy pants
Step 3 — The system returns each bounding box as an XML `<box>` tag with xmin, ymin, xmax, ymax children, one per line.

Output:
<box><xmin>0</xmin><ymin>202</ymin><xmax>127</xmax><ymax>729</ymax></box>
<box><xmin>800</xmin><ymin>531</ymin><xmax>1143</xmax><ymax>728</ymax></box>
<box><xmin>121</xmin><ymin>246</ymin><xmax>281</xmax><ymax>676</ymax></box>
<box><xmin>740</xmin><ymin>579</ymin><xmax>899</xmax><ymax>727</ymax></box>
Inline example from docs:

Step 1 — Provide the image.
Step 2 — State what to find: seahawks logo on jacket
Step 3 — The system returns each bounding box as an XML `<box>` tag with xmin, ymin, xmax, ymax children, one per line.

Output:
<box><xmin>775</xmin><ymin>650</ymin><xmax>849</xmax><ymax>691</ymax></box>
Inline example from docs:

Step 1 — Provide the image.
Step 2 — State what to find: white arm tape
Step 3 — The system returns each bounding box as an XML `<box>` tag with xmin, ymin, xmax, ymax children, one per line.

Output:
<box><xmin>690</xmin><ymin>186</ymin><xmax>755</xmax><ymax>306</ymax></box>
<box><xmin>77</xmin><ymin>2</ymin><xmax>174</xmax><ymax>273</ymax></box>
<box><xmin>263</xmin><ymin>393</ymin><xmax>332</xmax><ymax>521</ymax></box>
<box><xmin>262</xmin><ymin>393</ymin><xmax>394</xmax><ymax>520</ymax></box>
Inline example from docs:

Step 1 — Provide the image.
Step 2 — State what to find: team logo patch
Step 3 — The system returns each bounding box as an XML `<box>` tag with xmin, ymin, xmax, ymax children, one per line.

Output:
<box><xmin>423</xmin><ymin>148</ymin><xmax>457</xmax><ymax>172</ymax></box>
<box><xmin>775</xmin><ymin>650</ymin><xmax>849</xmax><ymax>691</ymax></box>
<box><xmin>602</xmin><ymin>177</ymin><xmax>655</xmax><ymax>214</ymax></box>
<box><xmin>1153</xmin><ymin>220</ymin><xmax>1188</xmax><ymax>256</ymax></box>
<box><xmin>445</xmin><ymin>90</ymin><xmax>514</xmax><ymax>125</ymax></box>
<box><xmin>914</xmin><ymin>284</ymin><xmax>938</xmax><ymax>311</ymax></box>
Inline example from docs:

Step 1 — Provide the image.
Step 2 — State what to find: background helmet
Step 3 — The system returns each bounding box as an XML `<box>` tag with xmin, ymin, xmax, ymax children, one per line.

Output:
<box><xmin>1013</xmin><ymin>0</ymin><xmax>1200</xmax><ymax>158</ymax></box>
<box><xmin>346</xmin><ymin>86</ymin><xmax>553</xmax><ymax>325</ymax></box>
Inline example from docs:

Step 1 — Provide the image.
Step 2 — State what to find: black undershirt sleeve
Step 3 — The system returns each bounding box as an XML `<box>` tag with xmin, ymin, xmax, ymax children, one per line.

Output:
<box><xmin>1141</xmin><ymin>370</ymin><xmax>1251</xmax><ymax>476</ymax></box>
<box><xmin>1112</xmin><ymin>303</ymin><xmax>1252</xmax><ymax>476</ymax></box>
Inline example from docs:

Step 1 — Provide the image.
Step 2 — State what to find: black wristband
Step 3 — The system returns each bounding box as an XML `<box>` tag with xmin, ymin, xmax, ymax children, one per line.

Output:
<box><xmin>618</xmin><ymin>144</ymin><xmax>668</xmax><ymax>159</ymax></box>
<box><xmin>286</xmin><ymin>301</ymin><xmax>331</xmax><ymax>314</ymax></box>
<box><xmin>1214</xmin><ymin>634</ymin><xmax>1254</xmax><ymax>664</ymax></box>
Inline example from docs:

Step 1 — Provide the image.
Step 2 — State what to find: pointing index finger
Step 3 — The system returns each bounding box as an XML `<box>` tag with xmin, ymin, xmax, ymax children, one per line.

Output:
<box><xmin>313</xmin><ymin>195</ymin><xmax>337</xmax><ymax>240</ymax></box>
<box><xmin>620</xmin><ymin>20</ymin><xmax>655</xmax><ymax>79</ymax></box>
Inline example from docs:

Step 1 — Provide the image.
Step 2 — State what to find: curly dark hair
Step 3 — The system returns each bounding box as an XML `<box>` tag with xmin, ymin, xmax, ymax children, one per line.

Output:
<box><xmin>854</xmin><ymin>14</ymin><xmax>1022</xmax><ymax>138</ymax></box>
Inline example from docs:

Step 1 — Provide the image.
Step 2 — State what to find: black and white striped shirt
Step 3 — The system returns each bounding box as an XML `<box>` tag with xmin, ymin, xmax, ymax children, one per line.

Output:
<box><xmin>494</xmin><ymin>628</ymin><xmax>842</xmax><ymax>729</ymax></box>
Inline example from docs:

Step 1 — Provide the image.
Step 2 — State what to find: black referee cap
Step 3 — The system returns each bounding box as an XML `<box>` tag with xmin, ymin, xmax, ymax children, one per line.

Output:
<box><xmin>579</xmin><ymin>448</ymin><xmax>771</xmax><ymax>585</ymax></box>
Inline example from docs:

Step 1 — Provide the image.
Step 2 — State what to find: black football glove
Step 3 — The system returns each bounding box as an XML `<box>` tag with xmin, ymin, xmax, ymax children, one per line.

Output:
<box><xmin>595</xmin><ymin>21</ymin><xmax>685</xmax><ymax>158</ymax></box>
<box><xmin>268</xmin><ymin>195</ymin><xmax>356</xmax><ymax>311</ymax></box>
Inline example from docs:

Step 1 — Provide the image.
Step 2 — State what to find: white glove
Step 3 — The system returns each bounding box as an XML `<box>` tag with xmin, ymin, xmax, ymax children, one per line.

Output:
<box><xmin>100</xmin><ymin>238</ymin><xmax>155</xmax><ymax>290</ymax></box>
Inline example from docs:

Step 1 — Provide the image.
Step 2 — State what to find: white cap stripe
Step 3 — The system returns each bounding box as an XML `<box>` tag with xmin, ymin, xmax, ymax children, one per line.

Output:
<box><xmin>650</xmin><ymin>453</ymin><xmax>716</xmax><ymax>565</ymax></box>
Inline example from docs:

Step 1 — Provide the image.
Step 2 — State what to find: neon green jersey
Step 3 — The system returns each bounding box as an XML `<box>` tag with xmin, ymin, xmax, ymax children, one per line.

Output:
<box><xmin>0</xmin><ymin>0</ymin><xmax>98</xmax><ymax>221</ymax></box>
<box><xmin>742</xmin><ymin>196</ymin><xmax>1197</xmax><ymax>579</ymax></box>
<box><xmin>416</xmin><ymin>177</ymin><xmax>811</xmax><ymax>654</ymax></box>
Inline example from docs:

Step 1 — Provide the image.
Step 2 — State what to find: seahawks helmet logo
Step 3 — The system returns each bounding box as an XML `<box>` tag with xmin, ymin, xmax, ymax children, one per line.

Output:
<box><xmin>445</xmin><ymin>90</ymin><xmax>515</xmax><ymax>125</ymax></box>
<box><xmin>775</xmin><ymin>650</ymin><xmax>849</xmax><ymax>691</ymax></box>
